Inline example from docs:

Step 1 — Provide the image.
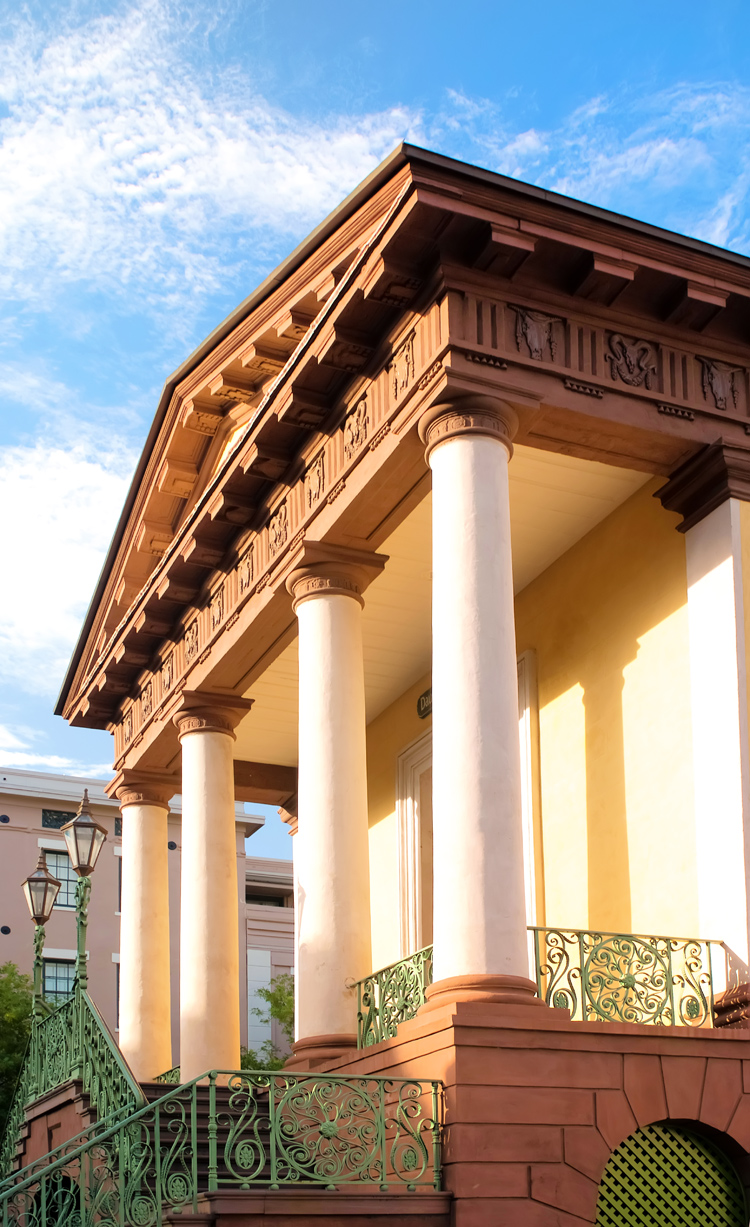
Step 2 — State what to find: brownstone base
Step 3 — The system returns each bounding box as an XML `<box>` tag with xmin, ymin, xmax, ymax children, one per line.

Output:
<box><xmin>165</xmin><ymin>1189</ymin><xmax>451</xmax><ymax>1227</ymax></box>
<box><xmin>714</xmin><ymin>982</ymin><xmax>750</xmax><ymax>1029</ymax></box>
<box><xmin>312</xmin><ymin>994</ymin><xmax>750</xmax><ymax>1226</ymax></box>
<box><xmin>284</xmin><ymin>1033</ymin><xmax>359</xmax><ymax>1071</ymax></box>
<box><xmin>420</xmin><ymin>973</ymin><xmax>548</xmax><ymax>1014</ymax></box>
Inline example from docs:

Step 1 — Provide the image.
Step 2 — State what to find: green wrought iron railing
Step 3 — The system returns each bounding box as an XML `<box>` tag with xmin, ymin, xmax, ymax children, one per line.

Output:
<box><xmin>531</xmin><ymin>927</ymin><xmax>716</xmax><ymax>1027</ymax></box>
<box><xmin>0</xmin><ymin>985</ymin><xmax>144</xmax><ymax>1177</ymax></box>
<box><xmin>357</xmin><ymin>947</ymin><xmax>433</xmax><ymax>1047</ymax></box>
<box><xmin>0</xmin><ymin>1068</ymin><xmax>443</xmax><ymax>1225</ymax></box>
<box><xmin>355</xmin><ymin>927</ymin><xmax>718</xmax><ymax>1046</ymax></box>
<box><xmin>153</xmin><ymin>1066</ymin><xmax>181</xmax><ymax>1085</ymax></box>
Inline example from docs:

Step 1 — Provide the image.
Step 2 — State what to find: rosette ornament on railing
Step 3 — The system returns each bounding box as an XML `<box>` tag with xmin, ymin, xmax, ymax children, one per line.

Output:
<box><xmin>0</xmin><ymin>1070</ymin><xmax>443</xmax><ymax>1227</ymax></box>
<box><xmin>531</xmin><ymin>927</ymin><xmax>716</xmax><ymax>1027</ymax></box>
<box><xmin>356</xmin><ymin>947</ymin><xmax>433</xmax><ymax>1047</ymax></box>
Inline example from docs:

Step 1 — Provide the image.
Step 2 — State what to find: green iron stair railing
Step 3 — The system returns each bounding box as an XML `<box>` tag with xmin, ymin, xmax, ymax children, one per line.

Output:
<box><xmin>0</xmin><ymin>1068</ymin><xmax>443</xmax><ymax>1227</ymax></box>
<box><xmin>355</xmin><ymin>927</ymin><xmax>718</xmax><ymax>1046</ymax></box>
<box><xmin>0</xmin><ymin>984</ymin><xmax>144</xmax><ymax>1177</ymax></box>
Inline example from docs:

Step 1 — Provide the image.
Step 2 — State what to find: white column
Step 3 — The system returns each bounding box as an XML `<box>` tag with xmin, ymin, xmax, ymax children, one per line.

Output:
<box><xmin>685</xmin><ymin>498</ymin><xmax>750</xmax><ymax>970</ymax></box>
<box><xmin>287</xmin><ymin>549</ymin><xmax>384</xmax><ymax>1052</ymax></box>
<box><xmin>116</xmin><ymin>781</ymin><xmax>173</xmax><ymax>1081</ymax></box>
<box><xmin>421</xmin><ymin>398</ymin><xmax>533</xmax><ymax>995</ymax></box>
<box><xmin>174</xmin><ymin>695</ymin><xmax>250</xmax><ymax>1080</ymax></box>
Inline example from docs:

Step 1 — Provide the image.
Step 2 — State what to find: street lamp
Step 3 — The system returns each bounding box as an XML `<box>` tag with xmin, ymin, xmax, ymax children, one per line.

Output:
<box><xmin>22</xmin><ymin>853</ymin><xmax>61</xmax><ymax>1016</ymax></box>
<box><xmin>61</xmin><ymin>790</ymin><xmax>107</xmax><ymax>992</ymax></box>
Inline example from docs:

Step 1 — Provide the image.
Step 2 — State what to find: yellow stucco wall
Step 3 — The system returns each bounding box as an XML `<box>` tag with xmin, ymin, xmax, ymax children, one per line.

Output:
<box><xmin>364</xmin><ymin>478</ymin><xmax>700</xmax><ymax>974</ymax></box>
<box><xmin>366</xmin><ymin>672</ymin><xmax>431</xmax><ymax>971</ymax></box>
<box><xmin>515</xmin><ymin>478</ymin><xmax>698</xmax><ymax>937</ymax></box>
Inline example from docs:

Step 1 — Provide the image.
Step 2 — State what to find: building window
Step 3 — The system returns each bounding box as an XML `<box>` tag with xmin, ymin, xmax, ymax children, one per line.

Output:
<box><xmin>43</xmin><ymin>960</ymin><xmax>75</xmax><ymax>1004</ymax></box>
<box><xmin>246</xmin><ymin>893</ymin><xmax>285</xmax><ymax>907</ymax></box>
<box><xmin>115</xmin><ymin>817</ymin><xmax>122</xmax><ymax>837</ymax></box>
<box><xmin>115</xmin><ymin>964</ymin><xmax>120</xmax><ymax>1031</ymax></box>
<box><xmin>41</xmin><ymin>809</ymin><xmax>75</xmax><ymax>831</ymax></box>
<box><xmin>46</xmin><ymin>851</ymin><xmax>77</xmax><ymax>909</ymax></box>
<box><xmin>117</xmin><ymin>858</ymin><xmax>122</xmax><ymax>912</ymax></box>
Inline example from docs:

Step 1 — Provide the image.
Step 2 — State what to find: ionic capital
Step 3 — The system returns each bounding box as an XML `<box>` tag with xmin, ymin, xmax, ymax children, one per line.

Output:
<box><xmin>286</xmin><ymin>542</ymin><xmax>388</xmax><ymax>613</ymax></box>
<box><xmin>108</xmin><ymin>770</ymin><xmax>176</xmax><ymax>811</ymax></box>
<box><xmin>173</xmin><ymin>689</ymin><xmax>254</xmax><ymax>741</ymax></box>
<box><xmin>419</xmin><ymin>396</ymin><xmax>518</xmax><ymax>462</ymax></box>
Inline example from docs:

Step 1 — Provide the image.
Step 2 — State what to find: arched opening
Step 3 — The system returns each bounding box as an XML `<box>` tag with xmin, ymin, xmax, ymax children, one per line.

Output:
<box><xmin>596</xmin><ymin>1123</ymin><xmax>748</xmax><ymax>1226</ymax></box>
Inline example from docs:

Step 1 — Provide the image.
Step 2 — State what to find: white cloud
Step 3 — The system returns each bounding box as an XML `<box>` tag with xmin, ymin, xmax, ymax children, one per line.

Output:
<box><xmin>0</xmin><ymin>722</ymin><xmax>110</xmax><ymax>774</ymax></box>
<box><xmin>0</xmin><ymin>0</ymin><xmax>419</xmax><ymax>311</ymax></box>
<box><xmin>0</xmin><ymin>436</ymin><xmax>134</xmax><ymax>696</ymax></box>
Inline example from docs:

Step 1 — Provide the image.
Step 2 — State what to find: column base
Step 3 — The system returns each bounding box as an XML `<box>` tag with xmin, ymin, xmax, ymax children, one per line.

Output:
<box><xmin>285</xmin><ymin>1033</ymin><xmax>359</xmax><ymax>1071</ymax></box>
<box><xmin>419</xmin><ymin>973</ymin><xmax>548</xmax><ymax>1014</ymax></box>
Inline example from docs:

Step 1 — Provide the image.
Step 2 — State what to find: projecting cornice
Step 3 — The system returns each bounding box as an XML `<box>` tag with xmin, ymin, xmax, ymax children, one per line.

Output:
<box><xmin>655</xmin><ymin>441</ymin><xmax>750</xmax><ymax>532</ymax></box>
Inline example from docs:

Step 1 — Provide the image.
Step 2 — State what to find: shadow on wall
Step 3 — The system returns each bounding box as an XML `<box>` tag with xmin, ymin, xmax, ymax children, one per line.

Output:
<box><xmin>514</xmin><ymin>477</ymin><xmax>698</xmax><ymax>938</ymax></box>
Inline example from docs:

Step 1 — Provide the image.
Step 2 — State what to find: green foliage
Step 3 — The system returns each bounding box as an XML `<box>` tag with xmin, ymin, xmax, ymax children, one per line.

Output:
<box><xmin>241</xmin><ymin>973</ymin><xmax>295</xmax><ymax>1071</ymax></box>
<box><xmin>0</xmin><ymin>963</ymin><xmax>33</xmax><ymax>1130</ymax></box>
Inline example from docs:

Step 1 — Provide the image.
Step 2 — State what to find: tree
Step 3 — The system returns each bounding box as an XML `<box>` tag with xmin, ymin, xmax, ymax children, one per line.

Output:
<box><xmin>0</xmin><ymin>963</ymin><xmax>33</xmax><ymax>1130</ymax></box>
<box><xmin>241</xmin><ymin>973</ymin><xmax>294</xmax><ymax>1073</ymax></box>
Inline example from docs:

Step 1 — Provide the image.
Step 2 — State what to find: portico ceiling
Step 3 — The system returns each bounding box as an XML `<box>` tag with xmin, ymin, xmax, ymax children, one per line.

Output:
<box><xmin>232</xmin><ymin>446</ymin><xmax>649</xmax><ymax>767</ymax></box>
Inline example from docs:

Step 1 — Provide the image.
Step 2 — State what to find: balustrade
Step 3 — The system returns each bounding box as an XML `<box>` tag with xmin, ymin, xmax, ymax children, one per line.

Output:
<box><xmin>354</xmin><ymin>928</ymin><xmax>718</xmax><ymax>1047</ymax></box>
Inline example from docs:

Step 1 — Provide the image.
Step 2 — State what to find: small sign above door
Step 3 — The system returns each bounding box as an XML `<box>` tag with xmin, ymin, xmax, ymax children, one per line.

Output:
<box><xmin>417</xmin><ymin>688</ymin><xmax>432</xmax><ymax>719</ymax></box>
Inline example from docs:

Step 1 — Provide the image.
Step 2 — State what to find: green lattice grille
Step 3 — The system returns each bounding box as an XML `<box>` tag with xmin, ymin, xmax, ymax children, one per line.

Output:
<box><xmin>596</xmin><ymin>1124</ymin><xmax>747</xmax><ymax>1226</ymax></box>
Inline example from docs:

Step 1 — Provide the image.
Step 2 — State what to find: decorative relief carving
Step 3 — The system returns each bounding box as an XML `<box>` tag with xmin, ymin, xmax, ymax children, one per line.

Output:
<box><xmin>389</xmin><ymin>332</ymin><xmax>415</xmax><ymax>400</ymax></box>
<box><xmin>606</xmin><ymin>333</ymin><xmax>657</xmax><ymax>388</ymax></box>
<box><xmin>162</xmin><ymin>653</ymin><xmax>174</xmax><ymax>692</ymax></box>
<box><xmin>369</xmin><ymin>423</ymin><xmax>390</xmax><ymax>450</ymax></box>
<box><xmin>123</xmin><ymin>709</ymin><xmax>133</xmax><ymax>745</ymax></box>
<box><xmin>269</xmin><ymin>502</ymin><xmax>288</xmax><ymax>556</ymax></box>
<box><xmin>418</xmin><ymin>360</ymin><xmax>442</xmax><ymax>391</ymax></box>
<box><xmin>564</xmin><ymin>377</ymin><xmax>603</xmax><ymax>398</ymax></box>
<box><xmin>327</xmin><ymin>479</ymin><xmax>346</xmax><ymax>504</ymax></box>
<box><xmin>290</xmin><ymin>573</ymin><xmax>363</xmax><ymax>608</ymax></box>
<box><xmin>226</xmin><ymin>612</ymin><xmax>240</xmax><ymax>630</ymax></box>
<box><xmin>305</xmin><ymin>454</ymin><xmax>325</xmax><ymax>508</ymax></box>
<box><xmin>658</xmin><ymin>403</ymin><xmax>694</xmax><ymax>421</ymax></box>
<box><xmin>698</xmin><ymin>356</ymin><xmax>743</xmax><ymax>410</ymax></box>
<box><xmin>238</xmin><ymin>547</ymin><xmax>254</xmax><ymax>594</ymax></box>
<box><xmin>197</xmin><ymin>649</ymin><xmax>211</xmax><ymax>665</ymax></box>
<box><xmin>141</xmin><ymin>682</ymin><xmax>153</xmax><ymax>721</ymax></box>
<box><xmin>464</xmin><ymin>350</ymin><xmax>508</xmax><ymax>369</ymax></box>
<box><xmin>423</xmin><ymin>409</ymin><xmax>515</xmax><ymax>458</ymax></box>
<box><xmin>210</xmin><ymin>586</ymin><xmax>224</xmax><ymax>631</ymax></box>
<box><xmin>344</xmin><ymin>399</ymin><xmax>368</xmax><ymax>460</ymax></box>
<box><xmin>184</xmin><ymin>620</ymin><xmax>199</xmax><ymax>663</ymax></box>
<box><xmin>512</xmin><ymin>305</ymin><xmax>562</xmax><ymax>361</ymax></box>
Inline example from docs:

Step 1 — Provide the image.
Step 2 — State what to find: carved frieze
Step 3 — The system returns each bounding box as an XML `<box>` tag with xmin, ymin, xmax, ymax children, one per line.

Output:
<box><xmin>512</xmin><ymin>305</ymin><xmax>562</xmax><ymax>361</ymax></box>
<box><xmin>238</xmin><ymin>547</ymin><xmax>254</xmax><ymax>594</ymax></box>
<box><xmin>305</xmin><ymin>454</ymin><xmax>325</xmax><ymax>508</ymax></box>
<box><xmin>344</xmin><ymin>399</ymin><xmax>368</xmax><ymax>460</ymax></box>
<box><xmin>162</xmin><ymin>653</ymin><xmax>174</xmax><ymax>693</ymax></box>
<box><xmin>606</xmin><ymin>333</ymin><xmax>657</xmax><ymax>389</ymax></box>
<box><xmin>698</xmin><ymin>357</ymin><xmax>743</xmax><ymax>411</ymax></box>
<box><xmin>123</xmin><ymin>709</ymin><xmax>133</xmax><ymax>745</ymax></box>
<box><xmin>389</xmin><ymin>332</ymin><xmax>415</xmax><ymax>401</ymax></box>
<box><xmin>327</xmin><ymin>479</ymin><xmax>346</xmax><ymax>504</ymax></box>
<box><xmin>269</xmin><ymin>502</ymin><xmax>288</xmax><ymax>556</ymax></box>
<box><xmin>185</xmin><ymin>620</ymin><xmax>199</xmax><ymax>663</ymax></box>
<box><xmin>210</xmin><ymin>586</ymin><xmax>224</xmax><ymax>631</ymax></box>
<box><xmin>564</xmin><ymin>377</ymin><xmax>603</xmax><ymax>398</ymax></box>
<box><xmin>141</xmin><ymin>682</ymin><xmax>153</xmax><ymax>721</ymax></box>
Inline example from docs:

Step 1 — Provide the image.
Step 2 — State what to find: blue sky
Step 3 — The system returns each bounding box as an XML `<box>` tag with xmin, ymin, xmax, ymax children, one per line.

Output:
<box><xmin>1</xmin><ymin>0</ymin><xmax>750</xmax><ymax>854</ymax></box>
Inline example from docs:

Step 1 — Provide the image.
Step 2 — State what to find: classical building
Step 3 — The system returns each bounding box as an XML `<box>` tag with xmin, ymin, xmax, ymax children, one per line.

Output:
<box><xmin>6</xmin><ymin>142</ymin><xmax>750</xmax><ymax>1224</ymax></box>
<box><xmin>0</xmin><ymin>768</ymin><xmax>292</xmax><ymax>1058</ymax></box>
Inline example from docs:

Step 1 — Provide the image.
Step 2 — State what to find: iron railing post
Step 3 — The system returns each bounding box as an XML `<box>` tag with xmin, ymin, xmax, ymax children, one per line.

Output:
<box><xmin>208</xmin><ymin>1073</ymin><xmax>218</xmax><ymax>1192</ymax></box>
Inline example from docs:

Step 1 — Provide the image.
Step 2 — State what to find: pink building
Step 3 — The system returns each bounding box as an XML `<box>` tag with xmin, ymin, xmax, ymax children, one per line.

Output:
<box><xmin>0</xmin><ymin>767</ymin><xmax>292</xmax><ymax>1061</ymax></box>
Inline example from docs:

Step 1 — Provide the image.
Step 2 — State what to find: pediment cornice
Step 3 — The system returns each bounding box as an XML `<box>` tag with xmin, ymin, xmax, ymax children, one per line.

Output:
<box><xmin>59</xmin><ymin>145</ymin><xmax>750</xmax><ymax>742</ymax></box>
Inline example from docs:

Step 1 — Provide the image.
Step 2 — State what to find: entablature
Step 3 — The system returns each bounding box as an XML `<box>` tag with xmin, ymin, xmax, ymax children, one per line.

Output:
<box><xmin>61</xmin><ymin>147</ymin><xmax>750</xmax><ymax>760</ymax></box>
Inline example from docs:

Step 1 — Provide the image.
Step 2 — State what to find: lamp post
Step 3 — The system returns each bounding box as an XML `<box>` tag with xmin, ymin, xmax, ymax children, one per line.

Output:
<box><xmin>61</xmin><ymin>789</ymin><xmax>107</xmax><ymax>993</ymax></box>
<box><xmin>22</xmin><ymin>853</ymin><xmax>61</xmax><ymax>1017</ymax></box>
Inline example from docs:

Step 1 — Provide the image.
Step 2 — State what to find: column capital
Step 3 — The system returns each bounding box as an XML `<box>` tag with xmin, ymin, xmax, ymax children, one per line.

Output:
<box><xmin>173</xmin><ymin>689</ymin><xmax>254</xmax><ymax>741</ymax></box>
<box><xmin>286</xmin><ymin>542</ymin><xmax>388</xmax><ymax>612</ymax></box>
<box><xmin>655</xmin><ymin>440</ymin><xmax>750</xmax><ymax>532</ymax></box>
<box><xmin>107</xmin><ymin>769</ymin><xmax>177</xmax><ymax>810</ymax></box>
<box><xmin>418</xmin><ymin>395</ymin><xmax>518</xmax><ymax>462</ymax></box>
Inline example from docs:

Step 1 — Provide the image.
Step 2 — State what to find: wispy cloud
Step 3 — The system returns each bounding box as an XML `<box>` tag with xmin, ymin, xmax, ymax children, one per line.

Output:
<box><xmin>0</xmin><ymin>0</ymin><xmax>419</xmax><ymax>313</ymax></box>
<box><xmin>0</xmin><ymin>723</ymin><xmax>111</xmax><ymax>775</ymax></box>
<box><xmin>0</xmin><ymin>434</ymin><xmax>134</xmax><ymax>696</ymax></box>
